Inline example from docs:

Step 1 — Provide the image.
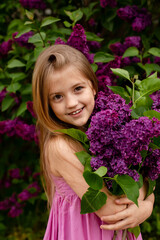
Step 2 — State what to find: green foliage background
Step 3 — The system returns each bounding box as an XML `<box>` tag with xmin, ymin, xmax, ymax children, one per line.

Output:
<box><xmin>0</xmin><ymin>0</ymin><xmax>160</xmax><ymax>239</ymax></box>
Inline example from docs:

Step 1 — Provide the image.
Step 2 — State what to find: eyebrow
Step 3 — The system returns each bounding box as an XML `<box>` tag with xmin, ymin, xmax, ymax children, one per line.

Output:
<box><xmin>49</xmin><ymin>82</ymin><xmax>86</xmax><ymax>97</ymax></box>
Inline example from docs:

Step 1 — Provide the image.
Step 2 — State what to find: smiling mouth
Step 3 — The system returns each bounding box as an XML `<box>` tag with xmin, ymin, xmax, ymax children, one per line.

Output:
<box><xmin>67</xmin><ymin>107</ymin><xmax>84</xmax><ymax>115</ymax></box>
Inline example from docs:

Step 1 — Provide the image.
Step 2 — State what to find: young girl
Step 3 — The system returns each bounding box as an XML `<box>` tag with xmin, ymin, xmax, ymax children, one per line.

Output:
<box><xmin>32</xmin><ymin>44</ymin><xmax>154</xmax><ymax>240</ymax></box>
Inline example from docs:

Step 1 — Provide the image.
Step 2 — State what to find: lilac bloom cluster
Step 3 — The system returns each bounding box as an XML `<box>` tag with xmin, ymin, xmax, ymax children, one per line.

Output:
<box><xmin>117</xmin><ymin>5</ymin><xmax>152</xmax><ymax>32</ymax></box>
<box><xmin>100</xmin><ymin>0</ymin><xmax>117</xmax><ymax>8</ymax></box>
<box><xmin>110</xmin><ymin>36</ymin><xmax>142</xmax><ymax>56</ymax></box>
<box><xmin>86</xmin><ymin>92</ymin><xmax>160</xmax><ymax>185</ymax></box>
<box><xmin>19</xmin><ymin>0</ymin><xmax>46</xmax><ymax>9</ymax></box>
<box><xmin>0</xmin><ymin>167</ymin><xmax>41</xmax><ymax>217</ymax></box>
<box><xmin>0</xmin><ymin>118</ymin><xmax>37</xmax><ymax>143</ymax></box>
<box><xmin>13</xmin><ymin>31</ymin><xmax>35</xmax><ymax>49</ymax></box>
<box><xmin>0</xmin><ymin>39</ymin><xmax>12</xmax><ymax>58</ymax></box>
<box><xmin>150</xmin><ymin>91</ymin><xmax>160</xmax><ymax>112</ymax></box>
<box><xmin>27</xmin><ymin>101</ymin><xmax>36</xmax><ymax>118</ymax></box>
<box><xmin>55</xmin><ymin>24</ymin><xmax>94</xmax><ymax>63</ymax></box>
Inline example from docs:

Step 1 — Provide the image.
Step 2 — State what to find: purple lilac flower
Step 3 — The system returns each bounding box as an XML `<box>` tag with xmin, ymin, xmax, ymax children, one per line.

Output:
<box><xmin>93</xmin><ymin>92</ymin><xmax>131</xmax><ymax>122</ymax></box>
<box><xmin>87</xmin><ymin>91</ymin><xmax>160</xmax><ymax>184</ymax></box>
<box><xmin>8</xmin><ymin>202</ymin><xmax>23</xmax><ymax>217</ymax></box>
<box><xmin>67</xmin><ymin>24</ymin><xmax>94</xmax><ymax>63</ymax></box>
<box><xmin>110</xmin><ymin>36</ymin><xmax>142</xmax><ymax>56</ymax></box>
<box><xmin>0</xmin><ymin>118</ymin><xmax>36</xmax><ymax>142</ymax></box>
<box><xmin>100</xmin><ymin>0</ymin><xmax>117</xmax><ymax>8</ymax></box>
<box><xmin>88</xmin><ymin>18</ymin><xmax>97</xmax><ymax>27</ymax></box>
<box><xmin>55</xmin><ymin>37</ymin><xmax>66</xmax><ymax>45</ymax></box>
<box><xmin>13</xmin><ymin>31</ymin><xmax>34</xmax><ymax>49</ymax></box>
<box><xmin>18</xmin><ymin>189</ymin><xmax>32</xmax><ymax>201</ymax></box>
<box><xmin>87</xmin><ymin>40</ymin><xmax>101</xmax><ymax>51</ymax></box>
<box><xmin>27</xmin><ymin>101</ymin><xmax>36</xmax><ymax>118</ymax></box>
<box><xmin>97</xmin><ymin>75</ymin><xmax>112</xmax><ymax>95</ymax></box>
<box><xmin>19</xmin><ymin>0</ymin><xmax>46</xmax><ymax>9</ymax></box>
<box><xmin>0</xmin><ymin>88</ymin><xmax>7</xmax><ymax>103</ymax></box>
<box><xmin>9</xmin><ymin>168</ymin><xmax>21</xmax><ymax>179</ymax></box>
<box><xmin>150</xmin><ymin>91</ymin><xmax>160</xmax><ymax>112</ymax></box>
<box><xmin>117</xmin><ymin>5</ymin><xmax>151</xmax><ymax>32</ymax></box>
<box><xmin>117</xmin><ymin>5</ymin><xmax>138</xmax><ymax>21</ymax></box>
<box><xmin>154</xmin><ymin>57</ymin><xmax>160</xmax><ymax>65</ymax></box>
<box><xmin>0</xmin><ymin>39</ymin><xmax>12</xmax><ymax>58</ymax></box>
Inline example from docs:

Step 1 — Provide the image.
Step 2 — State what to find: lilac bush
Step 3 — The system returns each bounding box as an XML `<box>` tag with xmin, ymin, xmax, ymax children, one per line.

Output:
<box><xmin>19</xmin><ymin>0</ymin><xmax>46</xmax><ymax>9</ymax></box>
<box><xmin>117</xmin><ymin>5</ymin><xmax>152</xmax><ymax>32</ymax></box>
<box><xmin>87</xmin><ymin>93</ymin><xmax>160</xmax><ymax>187</ymax></box>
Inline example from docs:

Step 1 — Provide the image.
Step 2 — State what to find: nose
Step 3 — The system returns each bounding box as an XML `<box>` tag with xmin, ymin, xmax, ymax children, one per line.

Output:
<box><xmin>65</xmin><ymin>94</ymin><xmax>78</xmax><ymax>108</ymax></box>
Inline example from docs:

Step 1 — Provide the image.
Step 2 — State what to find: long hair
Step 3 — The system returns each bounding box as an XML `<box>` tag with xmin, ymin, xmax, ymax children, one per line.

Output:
<box><xmin>32</xmin><ymin>44</ymin><xmax>98</xmax><ymax>206</ymax></box>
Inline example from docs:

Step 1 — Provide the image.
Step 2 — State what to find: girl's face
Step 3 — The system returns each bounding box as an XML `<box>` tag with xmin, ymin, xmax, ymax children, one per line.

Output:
<box><xmin>48</xmin><ymin>65</ymin><xmax>96</xmax><ymax>128</ymax></box>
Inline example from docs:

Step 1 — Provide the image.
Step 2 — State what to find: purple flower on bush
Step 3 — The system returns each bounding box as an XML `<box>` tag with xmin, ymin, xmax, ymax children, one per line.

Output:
<box><xmin>27</xmin><ymin>101</ymin><xmax>36</xmax><ymax>118</ymax></box>
<box><xmin>100</xmin><ymin>0</ymin><xmax>117</xmax><ymax>8</ymax></box>
<box><xmin>0</xmin><ymin>39</ymin><xmax>12</xmax><ymax>58</ymax></box>
<box><xmin>87</xmin><ymin>92</ymin><xmax>160</xmax><ymax>184</ymax></box>
<box><xmin>13</xmin><ymin>31</ymin><xmax>35</xmax><ymax>49</ymax></box>
<box><xmin>9</xmin><ymin>168</ymin><xmax>21</xmax><ymax>179</ymax></box>
<box><xmin>67</xmin><ymin>24</ymin><xmax>94</xmax><ymax>63</ymax></box>
<box><xmin>0</xmin><ymin>88</ymin><xmax>7</xmax><ymax>103</ymax></box>
<box><xmin>19</xmin><ymin>0</ymin><xmax>46</xmax><ymax>9</ymax></box>
<box><xmin>150</xmin><ymin>91</ymin><xmax>160</xmax><ymax>112</ymax></box>
<box><xmin>88</xmin><ymin>18</ymin><xmax>97</xmax><ymax>27</ymax></box>
<box><xmin>8</xmin><ymin>202</ymin><xmax>23</xmax><ymax>218</ymax></box>
<box><xmin>117</xmin><ymin>5</ymin><xmax>151</xmax><ymax>32</ymax></box>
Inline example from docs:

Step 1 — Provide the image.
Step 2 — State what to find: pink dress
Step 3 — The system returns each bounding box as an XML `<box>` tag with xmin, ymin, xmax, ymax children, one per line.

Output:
<box><xmin>43</xmin><ymin>176</ymin><xmax>143</xmax><ymax>240</ymax></box>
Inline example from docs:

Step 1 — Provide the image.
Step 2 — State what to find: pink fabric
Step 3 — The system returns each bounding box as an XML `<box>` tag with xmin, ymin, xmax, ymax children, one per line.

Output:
<box><xmin>43</xmin><ymin>176</ymin><xmax>143</xmax><ymax>240</ymax></box>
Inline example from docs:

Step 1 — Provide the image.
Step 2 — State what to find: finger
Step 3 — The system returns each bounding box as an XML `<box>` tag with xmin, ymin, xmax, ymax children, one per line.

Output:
<box><xmin>100</xmin><ymin>218</ymin><xmax>133</xmax><ymax>231</ymax></box>
<box><xmin>115</xmin><ymin>197</ymin><xmax>134</xmax><ymax>205</ymax></box>
<box><xmin>101</xmin><ymin>209</ymin><xmax>129</xmax><ymax>223</ymax></box>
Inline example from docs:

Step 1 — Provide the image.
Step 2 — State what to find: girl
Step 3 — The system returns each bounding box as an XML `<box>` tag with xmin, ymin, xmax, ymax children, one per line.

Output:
<box><xmin>32</xmin><ymin>44</ymin><xmax>154</xmax><ymax>240</ymax></box>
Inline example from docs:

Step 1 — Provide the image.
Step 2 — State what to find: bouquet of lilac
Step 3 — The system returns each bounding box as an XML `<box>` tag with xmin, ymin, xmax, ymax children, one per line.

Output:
<box><xmin>57</xmin><ymin>68</ymin><xmax>160</xmax><ymax>238</ymax></box>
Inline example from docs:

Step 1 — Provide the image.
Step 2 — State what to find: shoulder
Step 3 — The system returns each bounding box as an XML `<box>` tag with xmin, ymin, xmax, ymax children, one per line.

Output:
<box><xmin>47</xmin><ymin>134</ymin><xmax>84</xmax><ymax>175</ymax></box>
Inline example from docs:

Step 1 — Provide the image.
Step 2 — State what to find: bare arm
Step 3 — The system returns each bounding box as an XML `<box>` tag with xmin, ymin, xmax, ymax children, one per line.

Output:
<box><xmin>48</xmin><ymin>136</ymin><xmax>126</xmax><ymax>218</ymax></box>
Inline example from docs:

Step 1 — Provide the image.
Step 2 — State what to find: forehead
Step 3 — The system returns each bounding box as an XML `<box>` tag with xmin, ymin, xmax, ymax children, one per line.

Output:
<box><xmin>48</xmin><ymin>65</ymin><xmax>91</xmax><ymax>91</ymax></box>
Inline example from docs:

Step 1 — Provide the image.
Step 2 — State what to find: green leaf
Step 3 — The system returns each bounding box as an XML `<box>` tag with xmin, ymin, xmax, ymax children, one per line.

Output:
<box><xmin>135</xmin><ymin>96</ymin><xmax>153</xmax><ymax>109</ymax></box>
<box><xmin>28</xmin><ymin>32</ymin><xmax>46</xmax><ymax>44</ymax></box>
<box><xmin>6</xmin><ymin>83</ymin><xmax>21</xmax><ymax>93</ymax></box>
<box><xmin>108</xmin><ymin>86</ymin><xmax>131</xmax><ymax>104</ymax></box>
<box><xmin>146</xmin><ymin>179</ymin><xmax>156</xmax><ymax>197</ymax></box>
<box><xmin>153</xmin><ymin>136</ymin><xmax>160</xmax><ymax>147</ymax></box>
<box><xmin>94</xmin><ymin>52</ymin><xmax>114</xmax><ymax>63</ymax></box>
<box><xmin>63</xmin><ymin>21</ymin><xmax>72</xmax><ymax>28</ymax></box>
<box><xmin>135</xmin><ymin>77</ymin><xmax>160</xmax><ymax>104</ymax></box>
<box><xmin>15</xmin><ymin>26</ymin><xmax>32</xmax><ymax>38</ymax></box>
<box><xmin>136</xmin><ymin>173</ymin><xmax>143</xmax><ymax>189</ymax></box>
<box><xmin>81</xmin><ymin>188</ymin><xmax>107</xmax><ymax>214</ymax></box>
<box><xmin>131</xmin><ymin>107</ymin><xmax>147</xmax><ymax>119</ymax></box>
<box><xmin>25</xmin><ymin>10</ymin><xmax>34</xmax><ymax>20</ymax></box>
<box><xmin>16</xmin><ymin>102</ymin><xmax>27</xmax><ymax>117</ymax></box>
<box><xmin>55</xmin><ymin>128</ymin><xmax>89</xmax><ymax>151</ymax></box>
<box><xmin>149</xmin><ymin>142</ymin><xmax>160</xmax><ymax>150</ymax></box>
<box><xmin>21</xmin><ymin>84</ymin><xmax>32</xmax><ymax>95</ymax></box>
<box><xmin>110</xmin><ymin>68</ymin><xmax>131</xmax><ymax>81</ymax></box>
<box><xmin>91</xmin><ymin>63</ymin><xmax>98</xmax><ymax>72</ymax></box>
<box><xmin>75</xmin><ymin>151</ymin><xmax>91</xmax><ymax>166</ymax></box>
<box><xmin>41</xmin><ymin>17</ymin><xmax>60</xmax><ymax>28</ymax></box>
<box><xmin>64</xmin><ymin>9</ymin><xmax>83</xmax><ymax>23</ymax></box>
<box><xmin>114</xmin><ymin>175</ymin><xmax>139</xmax><ymax>206</ymax></box>
<box><xmin>143</xmin><ymin>110</ymin><xmax>160</xmax><ymax>120</ymax></box>
<box><xmin>1</xmin><ymin>95</ymin><xmax>15</xmax><ymax>111</ymax></box>
<box><xmin>7</xmin><ymin>59</ymin><xmax>25</xmax><ymax>68</ymax></box>
<box><xmin>9</xmin><ymin>72</ymin><xmax>27</xmax><ymax>82</ymax></box>
<box><xmin>122</xmin><ymin>47</ymin><xmax>139</xmax><ymax>58</ymax></box>
<box><xmin>83</xmin><ymin>171</ymin><xmax>104</xmax><ymax>190</ymax></box>
<box><xmin>94</xmin><ymin>166</ymin><xmax>107</xmax><ymax>177</ymax></box>
<box><xmin>128</xmin><ymin>226</ymin><xmax>141</xmax><ymax>238</ymax></box>
<box><xmin>144</xmin><ymin>63</ymin><xmax>160</xmax><ymax>76</ymax></box>
<box><xmin>148</xmin><ymin>47</ymin><xmax>160</xmax><ymax>57</ymax></box>
<box><xmin>85</xmin><ymin>32</ymin><xmax>103</xmax><ymax>42</ymax></box>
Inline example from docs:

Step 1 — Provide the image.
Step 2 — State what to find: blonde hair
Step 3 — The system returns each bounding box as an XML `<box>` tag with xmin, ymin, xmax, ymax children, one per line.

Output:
<box><xmin>32</xmin><ymin>44</ymin><xmax>98</xmax><ymax>206</ymax></box>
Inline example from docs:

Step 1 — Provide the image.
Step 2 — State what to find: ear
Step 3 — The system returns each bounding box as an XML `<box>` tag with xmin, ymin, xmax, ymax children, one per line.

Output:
<box><xmin>93</xmin><ymin>88</ymin><xmax>96</xmax><ymax>96</ymax></box>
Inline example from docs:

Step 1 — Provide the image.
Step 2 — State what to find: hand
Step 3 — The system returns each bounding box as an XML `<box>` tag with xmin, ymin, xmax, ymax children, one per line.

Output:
<box><xmin>100</xmin><ymin>193</ymin><xmax>154</xmax><ymax>231</ymax></box>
